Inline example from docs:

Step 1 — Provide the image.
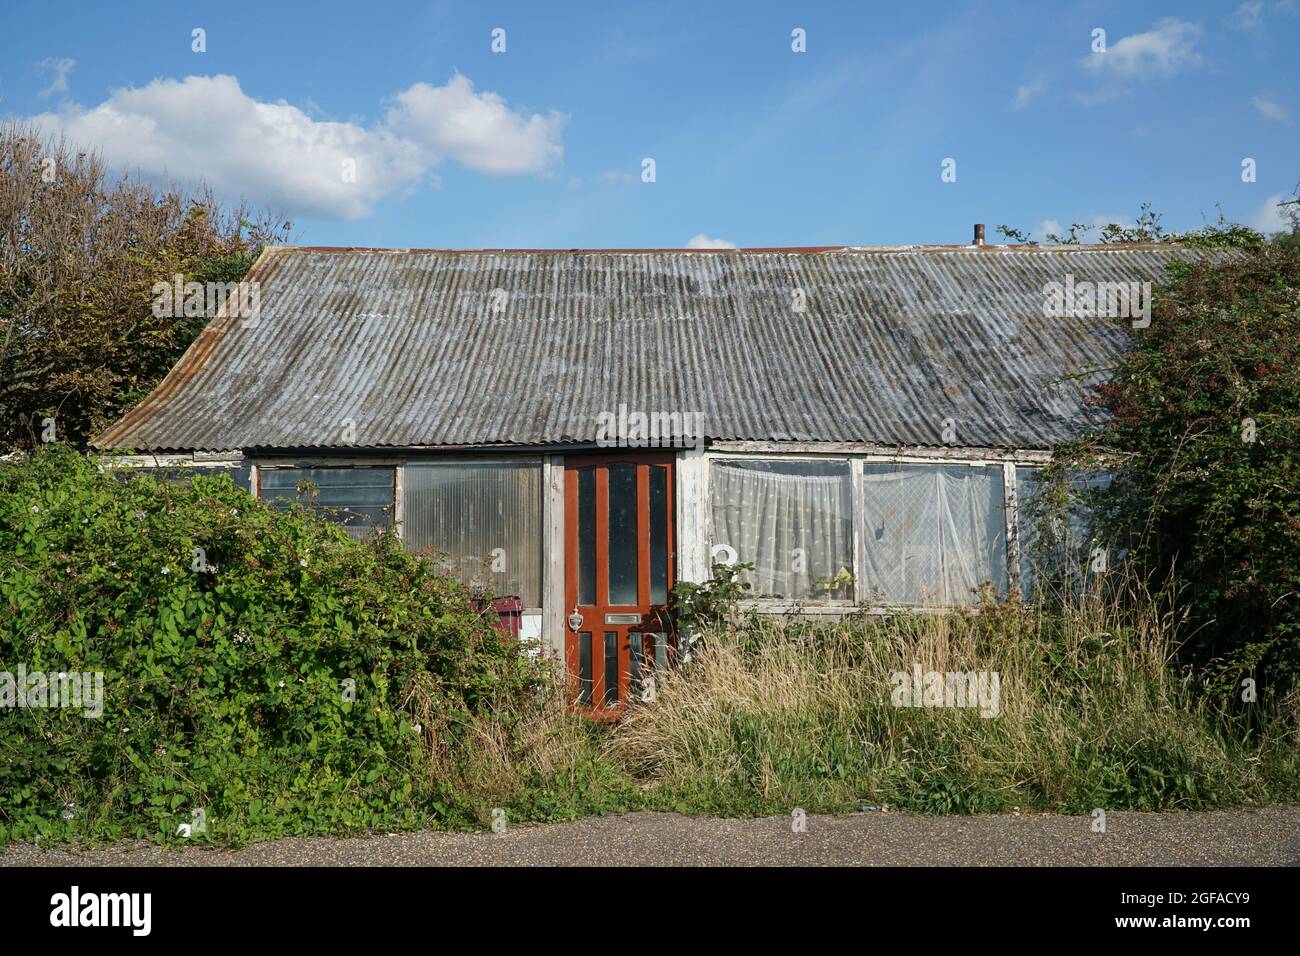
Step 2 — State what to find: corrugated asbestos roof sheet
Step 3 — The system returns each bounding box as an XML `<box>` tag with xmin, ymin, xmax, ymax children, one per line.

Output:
<box><xmin>94</xmin><ymin>245</ymin><xmax>1227</xmax><ymax>452</ymax></box>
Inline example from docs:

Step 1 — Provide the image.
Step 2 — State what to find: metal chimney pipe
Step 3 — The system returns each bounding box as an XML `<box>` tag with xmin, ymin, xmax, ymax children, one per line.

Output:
<box><xmin>973</xmin><ymin>223</ymin><xmax>985</xmax><ymax>246</ymax></box>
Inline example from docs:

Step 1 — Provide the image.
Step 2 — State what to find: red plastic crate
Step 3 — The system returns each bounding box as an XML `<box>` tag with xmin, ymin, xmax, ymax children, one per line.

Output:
<box><xmin>472</xmin><ymin>595</ymin><xmax>523</xmax><ymax>639</ymax></box>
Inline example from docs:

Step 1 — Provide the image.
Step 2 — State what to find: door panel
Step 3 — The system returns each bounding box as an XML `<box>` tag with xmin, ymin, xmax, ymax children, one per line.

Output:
<box><xmin>606</xmin><ymin>463</ymin><xmax>638</xmax><ymax>605</ymax></box>
<box><xmin>564</xmin><ymin>454</ymin><xmax>674</xmax><ymax>719</ymax></box>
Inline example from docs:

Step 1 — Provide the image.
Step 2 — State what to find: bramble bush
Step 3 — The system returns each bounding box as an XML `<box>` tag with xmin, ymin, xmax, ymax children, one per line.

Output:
<box><xmin>1075</xmin><ymin>232</ymin><xmax>1300</xmax><ymax>699</ymax></box>
<box><xmin>0</xmin><ymin>446</ymin><xmax>544</xmax><ymax>845</ymax></box>
<box><xmin>1001</xmin><ymin>206</ymin><xmax>1300</xmax><ymax>700</ymax></box>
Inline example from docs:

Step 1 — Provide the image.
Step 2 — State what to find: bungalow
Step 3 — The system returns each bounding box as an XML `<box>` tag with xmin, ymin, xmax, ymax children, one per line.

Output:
<box><xmin>93</xmin><ymin>230</ymin><xmax>1215</xmax><ymax>715</ymax></box>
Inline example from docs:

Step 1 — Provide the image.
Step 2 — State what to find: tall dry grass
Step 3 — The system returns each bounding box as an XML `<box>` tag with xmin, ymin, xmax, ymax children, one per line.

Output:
<box><xmin>411</xmin><ymin>657</ymin><xmax>640</xmax><ymax>825</ymax></box>
<box><xmin>605</xmin><ymin>590</ymin><xmax>1300</xmax><ymax>815</ymax></box>
<box><xmin>421</xmin><ymin>588</ymin><xmax>1299</xmax><ymax>824</ymax></box>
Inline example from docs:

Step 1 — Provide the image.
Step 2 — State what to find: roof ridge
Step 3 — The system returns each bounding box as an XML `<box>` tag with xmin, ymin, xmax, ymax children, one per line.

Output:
<box><xmin>269</xmin><ymin>243</ymin><xmax>1188</xmax><ymax>254</ymax></box>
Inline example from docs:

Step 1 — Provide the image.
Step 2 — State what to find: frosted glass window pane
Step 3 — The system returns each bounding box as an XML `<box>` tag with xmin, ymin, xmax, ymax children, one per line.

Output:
<box><xmin>649</xmin><ymin>466</ymin><xmax>668</xmax><ymax>604</ymax></box>
<box><xmin>578</xmin><ymin>468</ymin><xmax>596</xmax><ymax>605</ymax></box>
<box><xmin>260</xmin><ymin>467</ymin><xmax>394</xmax><ymax>541</ymax></box>
<box><xmin>403</xmin><ymin>461</ymin><xmax>542</xmax><ymax>607</ymax></box>
<box><xmin>710</xmin><ymin>459</ymin><xmax>853</xmax><ymax>601</ymax></box>
<box><xmin>629</xmin><ymin>633</ymin><xmax>644</xmax><ymax>696</ymax></box>
<box><xmin>860</xmin><ymin>463</ymin><xmax>1006</xmax><ymax>605</ymax></box>
<box><xmin>603</xmin><ymin>632</ymin><xmax>619</xmax><ymax>705</ymax></box>
<box><xmin>1017</xmin><ymin>467</ymin><xmax>1112</xmax><ymax>599</ymax></box>
<box><xmin>607</xmin><ymin>463</ymin><xmax>639</xmax><ymax>605</ymax></box>
<box><xmin>578</xmin><ymin>632</ymin><xmax>592</xmax><ymax>706</ymax></box>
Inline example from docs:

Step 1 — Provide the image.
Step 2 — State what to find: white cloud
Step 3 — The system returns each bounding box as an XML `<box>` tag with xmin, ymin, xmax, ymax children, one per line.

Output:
<box><xmin>31</xmin><ymin>75</ymin><xmax>424</xmax><ymax>219</ymax></box>
<box><xmin>1011</xmin><ymin>81</ymin><xmax>1043</xmax><ymax>110</ymax></box>
<box><xmin>37</xmin><ymin>57</ymin><xmax>75</xmax><ymax>98</ymax></box>
<box><xmin>1230</xmin><ymin>1</ymin><xmax>1265</xmax><ymax>29</ymax></box>
<box><xmin>1074</xmin><ymin>87</ymin><xmax>1127</xmax><ymax>108</ymax></box>
<box><xmin>1251</xmin><ymin>95</ymin><xmax>1290</xmax><ymax>122</ymax></box>
<box><xmin>1083</xmin><ymin>18</ymin><xmax>1203</xmax><ymax>80</ymax></box>
<box><xmin>1248</xmin><ymin>193</ymin><xmax>1296</xmax><ymax>234</ymax></box>
<box><xmin>386</xmin><ymin>73</ymin><xmax>566</xmax><ymax>175</ymax></box>
<box><xmin>1234</xmin><ymin>1</ymin><xmax>1300</xmax><ymax>27</ymax></box>
<box><xmin>686</xmin><ymin>233</ymin><xmax>737</xmax><ymax>249</ymax></box>
<box><xmin>27</xmin><ymin>73</ymin><xmax>566</xmax><ymax>220</ymax></box>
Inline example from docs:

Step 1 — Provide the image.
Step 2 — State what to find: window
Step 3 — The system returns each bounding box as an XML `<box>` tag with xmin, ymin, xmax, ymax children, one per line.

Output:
<box><xmin>123</xmin><ymin>464</ymin><xmax>252</xmax><ymax>493</ymax></box>
<box><xmin>859</xmin><ymin>463</ymin><xmax>1006</xmax><ymax>605</ymax></box>
<box><xmin>259</xmin><ymin>466</ymin><xmax>394</xmax><ymax>540</ymax></box>
<box><xmin>1016</xmin><ymin>467</ymin><xmax>1113</xmax><ymax>599</ymax></box>
<box><xmin>710</xmin><ymin>459</ymin><xmax>853</xmax><ymax>601</ymax></box>
<box><xmin>402</xmin><ymin>461</ymin><xmax>543</xmax><ymax>607</ymax></box>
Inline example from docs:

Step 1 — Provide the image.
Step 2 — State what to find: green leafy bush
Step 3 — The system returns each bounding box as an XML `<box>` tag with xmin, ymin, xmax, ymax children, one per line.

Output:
<box><xmin>0</xmin><ymin>446</ymin><xmax>541</xmax><ymax>844</ymax></box>
<box><xmin>1073</xmin><ymin>235</ymin><xmax>1300</xmax><ymax>697</ymax></box>
<box><xmin>669</xmin><ymin>561</ymin><xmax>753</xmax><ymax>632</ymax></box>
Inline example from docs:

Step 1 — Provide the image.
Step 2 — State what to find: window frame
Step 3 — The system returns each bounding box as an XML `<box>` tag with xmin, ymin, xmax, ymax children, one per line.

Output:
<box><xmin>1013</xmin><ymin>464</ymin><xmax>1117</xmax><ymax>601</ymax></box>
<box><xmin>707</xmin><ymin>455</ymin><xmax>858</xmax><ymax>606</ymax></box>
<box><xmin>400</xmin><ymin>456</ymin><xmax>546</xmax><ymax>610</ymax></box>
<box><xmin>255</xmin><ymin>462</ymin><xmax>398</xmax><ymax>538</ymax></box>
<box><xmin>252</xmin><ymin>454</ymin><xmax>549</xmax><ymax>612</ymax></box>
<box><xmin>703</xmin><ymin>448</ymin><xmax>1046</xmax><ymax>612</ymax></box>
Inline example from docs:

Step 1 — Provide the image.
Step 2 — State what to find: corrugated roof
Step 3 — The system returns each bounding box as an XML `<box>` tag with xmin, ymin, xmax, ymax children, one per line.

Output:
<box><xmin>94</xmin><ymin>244</ymin><xmax>1229</xmax><ymax>452</ymax></box>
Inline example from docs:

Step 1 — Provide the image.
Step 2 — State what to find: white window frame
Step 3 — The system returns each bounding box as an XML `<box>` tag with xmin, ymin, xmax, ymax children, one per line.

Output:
<box><xmin>699</xmin><ymin>443</ymin><xmax>1051</xmax><ymax>613</ymax></box>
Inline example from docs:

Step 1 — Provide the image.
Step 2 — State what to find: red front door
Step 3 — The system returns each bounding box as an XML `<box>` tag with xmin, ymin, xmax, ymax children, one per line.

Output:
<box><xmin>564</xmin><ymin>454</ymin><xmax>675</xmax><ymax>718</ymax></box>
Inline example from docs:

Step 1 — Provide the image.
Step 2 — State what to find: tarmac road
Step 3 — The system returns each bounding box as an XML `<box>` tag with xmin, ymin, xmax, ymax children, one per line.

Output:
<box><xmin>3</xmin><ymin>806</ymin><xmax>1298</xmax><ymax>866</ymax></box>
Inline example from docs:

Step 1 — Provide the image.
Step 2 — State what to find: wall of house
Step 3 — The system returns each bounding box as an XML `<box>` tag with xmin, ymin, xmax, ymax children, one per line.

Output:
<box><xmin>109</xmin><ymin>442</ymin><xmax>1063</xmax><ymax>662</ymax></box>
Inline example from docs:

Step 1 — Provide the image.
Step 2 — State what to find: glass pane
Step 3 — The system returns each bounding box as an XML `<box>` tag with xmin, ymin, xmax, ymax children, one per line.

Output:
<box><xmin>229</xmin><ymin>464</ymin><xmax>252</xmax><ymax>492</ymax></box>
<box><xmin>860</xmin><ymin>463</ymin><xmax>1006</xmax><ymax>605</ymax></box>
<box><xmin>603</xmin><ymin>632</ymin><xmax>619</xmax><ymax>705</ymax></box>
<box><xmin>607</xmin><ymin>463</ymin><xmax>639</xmax><ymax>605</ymax></box>
<box><xmin>629</xmin><ymin>633</ymin><xmax>643</xmax><ymax>695</ymax></box>
<box><xmin>649</xmin><ymin>466</ymin><xmax>668</xmax><ymax>604</ymax></box>
<box><xmin>1017</xmin><ymin>467</ymin><xmax>1113</xmax><ymax>600</ymax></box>
<box><xmin>654</xmin><ymin>632</ymin><xmax>668</xmax><ymax>671</ymax></box>
<box><xmin>578</xmin><ymin>632</ymin><xmax>592</xmax><ymax>706</ymax></box>
<box><xmin>402</xmin><ymin>461</ymin><xmax>543</xmax><ymax>606</ymax></box>
<box><xmin>710</xmin><ymin>459</ymin><xmax>853</xmax><ymax>600</ymax></box>
<box><xmin>1016</xmin><ymin>466</ymin><xmax>1041</xmax><ymax>600</ymax></box>
<box><xmin>260</xmin><ymin>467</ymin><xmax>394</xmax><ymax>540</ymax></box>
<box><xmin>577</xmin><ymin>468</ymin><xmax>596</xmax><ymax>605</ymax></box>
<box><xmin>139</xmin><ymin>465</ymin><xmax>252</xmax><ymax>494</ymax></box>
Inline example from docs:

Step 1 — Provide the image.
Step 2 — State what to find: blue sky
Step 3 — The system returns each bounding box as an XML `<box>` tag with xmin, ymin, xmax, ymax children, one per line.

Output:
<box><xmin>2</xmin><ymin>0</ymin><xmax>1297</xmax><ymax>248</ymax></box>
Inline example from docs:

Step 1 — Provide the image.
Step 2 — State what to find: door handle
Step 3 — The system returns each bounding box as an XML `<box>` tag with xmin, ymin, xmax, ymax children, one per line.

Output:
<box><xmin>568</xmin><ymin>606</ymin><xmax>584</xmax><ymax>632</ymax></box>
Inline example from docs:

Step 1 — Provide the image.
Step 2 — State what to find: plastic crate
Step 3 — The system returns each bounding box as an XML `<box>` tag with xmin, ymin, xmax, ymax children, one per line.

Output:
<box><xmin>473</xmin><ymin>595</ymin><xmax>523</xmax><ymax>639</ymax></box>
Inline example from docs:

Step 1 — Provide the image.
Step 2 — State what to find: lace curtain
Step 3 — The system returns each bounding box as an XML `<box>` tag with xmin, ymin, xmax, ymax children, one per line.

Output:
<box><xmin>710</xmin><ymin>460</ymin><xmax>854</xmax><ymax>600</ymax></box>
<box><xmin>860</xmin><ymin>464</ymin><xmax>1006</xmax><ymax>605</ymax></box>
<box><xmin>711</xmin><ymin>459</ymin><xmax>1008</xmax><ymax>605</ymax></box>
